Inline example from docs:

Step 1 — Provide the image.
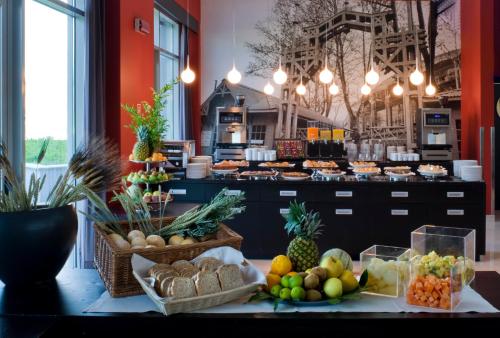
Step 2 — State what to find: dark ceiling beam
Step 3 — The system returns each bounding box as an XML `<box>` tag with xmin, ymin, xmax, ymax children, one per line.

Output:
<box><xmin>155</xmin><ymin>0</ymin><xmax>199</xmax><ymax>33</ymax></box>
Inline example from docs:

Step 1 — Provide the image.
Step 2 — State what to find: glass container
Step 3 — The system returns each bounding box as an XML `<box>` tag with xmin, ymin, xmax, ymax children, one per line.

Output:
<box><xmin>407</xmin><ymin>225</ymin><xmax>476</xmax><ymax>311</ymax></box>
<box><xmin>360</xmin><ymin>245</ymin><xmax>410</xmax><ymax>298</ymax></box>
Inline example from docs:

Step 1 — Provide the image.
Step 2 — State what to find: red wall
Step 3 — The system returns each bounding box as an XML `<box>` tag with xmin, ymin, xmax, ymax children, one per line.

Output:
<box><xmin>105</xmin><ymin>0</ymin><xmax>202</xmax><ymax>169</ymax></box>
<box><xmin>461</xmin><ymin>0</ymin><xmax>494</xmax><ymax>213</ymax></box>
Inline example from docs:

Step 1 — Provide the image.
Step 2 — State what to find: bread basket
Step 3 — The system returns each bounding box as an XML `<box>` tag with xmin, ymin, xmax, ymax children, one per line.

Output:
<box><xmin>131</xmin><ymin>247</ymin><xmax>266</xmax><ymax>315</ymax></box>
<box><xmin>94</xmin><ymin>219</ymin><xmax>243</xmax><ymax>298</ymax></box>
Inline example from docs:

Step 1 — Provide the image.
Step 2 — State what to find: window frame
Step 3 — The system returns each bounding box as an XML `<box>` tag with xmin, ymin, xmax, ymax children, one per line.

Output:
<box><xmin>154</xmin><ymin>7</ymin><xmax>181</xmax><ymax>140</ymax></box>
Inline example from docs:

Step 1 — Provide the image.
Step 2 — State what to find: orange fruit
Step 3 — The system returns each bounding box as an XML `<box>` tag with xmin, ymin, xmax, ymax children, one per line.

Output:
<box><xmin>266</xmin><ymin>273</ymin><xmax>281</xmax><ymax>290</ymax></box>
<box><xmin>287</xmin><ymin>271</ymin><xmax>298</xmax><ymax>277</ymax></box>
<box><xmin>270</xmin><ymin>255</ymin><xmax>293</xmax><ymax>276</ymax></box>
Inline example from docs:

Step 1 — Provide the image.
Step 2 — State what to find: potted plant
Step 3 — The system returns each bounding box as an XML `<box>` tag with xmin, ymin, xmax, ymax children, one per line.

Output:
<box><xmin>123</xmin><ymin>83</ymin><xmax>176</xmax><ymax>161</ymax></box>
<box><xmin>0</xmin><ymin>138</ymin><xmax>120</xmax><ymax>286</ymax></box>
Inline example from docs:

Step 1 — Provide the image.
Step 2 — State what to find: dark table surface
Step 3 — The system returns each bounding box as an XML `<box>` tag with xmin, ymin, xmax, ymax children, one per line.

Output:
<box><xmin>1</xmin><ymin>269</ymin><xmax>499</xmax><ymax>337</ymax></box>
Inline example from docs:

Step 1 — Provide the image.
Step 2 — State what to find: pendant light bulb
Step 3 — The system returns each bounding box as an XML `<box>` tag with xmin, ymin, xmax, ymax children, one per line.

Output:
<box><xmin>180</xmin><ymin>56</ymin><xmax>196</xmax><ymax>84</ymax></box>
<box><xmin>425</xmin><ymin>81</ymin><xmax>437</xmax><ymax>96</ymax></box>
<box><xmin>365</xmin><ymin>66</ymin><xmax>380</xmax><ymax>86</ymax></box>
<box><xmin>264</xmin><ymin>81</ymin><xmax>274</xmax><ymax>95</ymax></box>
<box><xmin>410</xmin><ymin>67</ymin><xmax>424</xmax><ymax>86</ymax></box>
<box><xmin>296</xmin><ymin>78</ymin><xmax>306</xmax><ymax>96</ymax></box>
<box><xmin>360</xmin><ymin>83</ymin><xmax>371</xmax><ymax>96</ymax></box>
<box><xmin>329</xmin><ymin>83</ymin><xmax>339</xmax><ymax>95</ymax></box>
<box><xmin>273</xmin><ymin>57</ymin><xmax>287</xmax><ymax>85</ymax></box>
<box><xmin>319</xmin><ymin>56</ymin><xmax>333</xmax><ymax>84</ymax></box>
<box><xmin>392</xmin><ymin>80</ymin><xmax>404</xmax><ymax>96</ymax></box>
<box><xmin>227</xmin><ymin>63</ymin><xmax>242</xmax><ymax>84</ymax></box>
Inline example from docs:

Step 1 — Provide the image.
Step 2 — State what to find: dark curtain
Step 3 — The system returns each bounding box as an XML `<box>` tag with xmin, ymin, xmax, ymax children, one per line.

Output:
<box><xmin>180</xmin><ymin>24</ymin><xmax>193</xmax><ymax>140</ymax></box>
<box><xmin>78</xmin><ymin>0</ymin><xmax>106</xmax><ymax>268</ymax></box>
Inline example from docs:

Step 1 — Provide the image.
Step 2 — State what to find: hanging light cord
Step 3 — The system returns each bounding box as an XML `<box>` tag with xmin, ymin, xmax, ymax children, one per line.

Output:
<box><xmin>232</xmin><ymin>4</ymin><xmax>236</xmax><ymax>66</ymax></box>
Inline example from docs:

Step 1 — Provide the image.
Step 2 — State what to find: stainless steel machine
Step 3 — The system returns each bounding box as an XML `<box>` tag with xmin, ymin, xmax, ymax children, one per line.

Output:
<box><xmin>215</xmin><ymin>104</ymin><xmax>248</xmax><ymax>160</ymax></box>
<box><xmin>417</xmin><ymin>108</ymin><xmax>453</xmax><ymax>160</ymax></box>
<box><xmin>160</xmin><ymin>140</ymin><xmax>195</xmax><ymax>168</ymax></box>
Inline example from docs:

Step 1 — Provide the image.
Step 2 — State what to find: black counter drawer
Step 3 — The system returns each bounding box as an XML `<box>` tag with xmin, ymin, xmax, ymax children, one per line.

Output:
<box><xmin>374</xmin><ymin>186</ymin><xmax>428</xmax><ymax>203</ymax></box>
<box><xmin>314</xmin><ymin>203</ymin><xmax>369</xmax><ymax>259</ymax></box>
<box><xmin>432</xmin><ymin>185</ymin><xmax>484</xmax><ymax>203</ymax></box>
<box><xmin>370</xmin><ymin>204</ymin><xmax>428</xmax><ymax>249</ymax></box>
<box><xmin>426</xmin><ymin>204</ymin><xmax>484</xmax><ymax>227</ymax></box>
<box><xmin>204</xmin><ymin>184</ymin><xmax>260</xmax><ymax>202</ymax></box>
<box><xmin>259</xmin><ymin>185</ymin><xmax>314</xmax><ymax>202</ymax></box>
<box><xmin>163</xmin><ymin>182</ymin><xmax>207</xmax><ymax>202</ymax></box>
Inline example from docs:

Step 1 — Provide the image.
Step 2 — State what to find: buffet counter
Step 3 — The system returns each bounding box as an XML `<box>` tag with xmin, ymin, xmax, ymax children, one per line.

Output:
<box><xmin>161</xmin><ymin>174</ymin><xmax>485</xmax><ymax>259</ymax></box>
<box><xmin>1</xmin><ymin>268</ymin><xmax>499</xmax><ymax>337</ymax></box>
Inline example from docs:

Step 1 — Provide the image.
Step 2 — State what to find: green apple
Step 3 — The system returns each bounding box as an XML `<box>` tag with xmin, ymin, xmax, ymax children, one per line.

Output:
<box><xmin>289</xmin><ymin>275</ymin><xmax>303</xmax><ymax>288</ymax></box>
<box><xmin>290</xmin><ymin>286</ymin><xmax>306</xmax><ymax>301</ymax></box>
<box><xmin>323</xmin><ymin>277</ymin><xmax>343</xmax><ymax>298</ymax></box>
<box><xmin>153</xmin><ymin>190</ymin><xmax>161</xmax><ymax>197</ymax></box>
<box><xmin>339</xmin><ymin>270</ymin><xmax>359</xmax><ymax>293</ymax></box>
<box><xmin>144</xmin><ymin>192</ymin><xmax>152</xmax><ymax>197</ymax></box>
<box><xmin>320</xmin><ymin>256</ymin><xmax>344</xmax><ymax>278</ymax></box>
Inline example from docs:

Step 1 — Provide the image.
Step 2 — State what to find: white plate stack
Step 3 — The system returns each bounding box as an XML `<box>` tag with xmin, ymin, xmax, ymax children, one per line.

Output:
<box><xmin>453</xmin><ymin>160</ymin><xmax>478</xmax><ymax>177</ymax></box>
<box><xmin>190</xmin><ymin>156</ymin><xmax>213</xmax><ymax>176</ymax></box>
<box><xmin>186</xmin><ymin>163</ymin><xmax>207</xmax><ymax>179</ymax></box>
<box><xmin>460</xmin><ymin>165</ymin><xmax>482</xmax><ymax>181</ymax></box>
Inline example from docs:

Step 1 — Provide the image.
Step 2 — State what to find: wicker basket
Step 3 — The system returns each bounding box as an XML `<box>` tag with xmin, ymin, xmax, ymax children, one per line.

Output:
<box><xmin>93</xmin><ymin>219</ymin><xmax>243</xmax><ymax>298</ymax></box>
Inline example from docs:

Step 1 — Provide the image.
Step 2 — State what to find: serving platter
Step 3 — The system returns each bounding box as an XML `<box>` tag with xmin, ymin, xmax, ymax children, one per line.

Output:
<box><xmin>211</xmin><ymin>168</ymin><xmax>239</xmax><ymax>175</ymax></box>
<box><xmin>281</xmin><ymin>173</ymin><xmax>311</xmax><ymax>181</ymax></box>
<box><xmin>317</xmin><ymin>170</ymin><xmax>346</xmax><ymax>178</ymax></box>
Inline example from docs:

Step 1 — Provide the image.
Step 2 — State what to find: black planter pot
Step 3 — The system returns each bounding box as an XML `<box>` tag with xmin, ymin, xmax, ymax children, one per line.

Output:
<box><xmin>0</xmin><ymin>205</ymin><xmax>77</xmax><ymax>285</ymax></box>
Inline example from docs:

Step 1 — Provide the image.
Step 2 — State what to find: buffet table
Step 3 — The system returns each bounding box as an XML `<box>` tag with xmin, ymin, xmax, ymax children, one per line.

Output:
<box><xmin>1</xmin><ymin>269</ymin><xmax>499</xmax><ymax>337</ymax></box>
<box><xmin>161</xmin><ymin>174</ymin><xmax>486</xmax><ymax>259</ymax></box>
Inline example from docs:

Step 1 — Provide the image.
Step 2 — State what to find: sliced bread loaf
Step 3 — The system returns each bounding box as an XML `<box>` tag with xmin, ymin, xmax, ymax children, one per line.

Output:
<box><xmin>195</xmin><ymin>257</ymin><xmax>224</xmax><ymax>272</ymax></box>
<box><xmin>193</xmin><ymin>271</ymin><xmax>222</xmax><ymax>296</ymax></box>
<box><xmin>216</xmin><ymin>264</ymin><xmax>244</xmax><ymax>291</ymax></box>
<box><xmin>167</xmin><ymin>277</ymin><xmax>197</xmax><ymax>299</ymax></box>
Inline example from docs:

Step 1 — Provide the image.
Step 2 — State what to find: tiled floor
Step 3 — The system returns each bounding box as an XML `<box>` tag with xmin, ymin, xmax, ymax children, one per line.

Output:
<box><xmin>251</xmin><ymin>214</ymin><xmax>500</xmax><ymax>274</ymax></box>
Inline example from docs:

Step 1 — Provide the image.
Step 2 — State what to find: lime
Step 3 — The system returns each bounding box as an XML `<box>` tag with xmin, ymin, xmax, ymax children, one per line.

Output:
<box><xmin>289</xmin><ymin>275</ymin><xmax>303</xmax><ymax>288</ymax></box>
<box><xmin>280</xmin><ymin>275</ymin><xmax>290</xmax><ymax>288</ymax></box>
<box><xmin>270</xmin><ymin>284</ymin><xmax>282</xmax><ymax>298</ymax></box>
<box><xmin>291</xmin><ymin>286</ymin><xmax>306</xmax><ymax>301</ymax></box>
<box><xmin>279</xmin><ymin>287</ymin><xmax>291</xmax><ymax>300</ymax></box>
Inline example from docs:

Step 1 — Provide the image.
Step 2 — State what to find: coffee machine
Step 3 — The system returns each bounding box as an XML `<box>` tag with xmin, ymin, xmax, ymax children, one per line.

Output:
<box><xmin>214</xmin><ymin>96</ymin><xmax>248</xmax><ymax>160</ymax></box>
<box><xmin>417</xmin><ymin>108</ymin><xmax>453</xmax><ymax>160</ymax></box>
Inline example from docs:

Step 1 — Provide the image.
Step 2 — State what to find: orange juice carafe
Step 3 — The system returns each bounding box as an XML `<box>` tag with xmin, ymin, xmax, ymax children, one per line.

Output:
<box><xmin>319</xmin><ymin>129</ymin><xmax>332</xmax><ymax>141</ymax></box>
<box><xmin>307</xmin><ymin>127</ymin><xmax>319</xmax><ymax>141</ymax></box>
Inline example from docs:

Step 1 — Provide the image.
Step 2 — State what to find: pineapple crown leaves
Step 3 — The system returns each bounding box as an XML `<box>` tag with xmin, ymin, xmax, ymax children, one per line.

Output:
<box><xmin>283</xmin><ymin>200</ymin><xmax>323</xmax><ymax>240</ymax></box>
<box><xmin>122</xmin><ymin>81</ymin><xmax>178</xmax><ymax>151</ymax></box>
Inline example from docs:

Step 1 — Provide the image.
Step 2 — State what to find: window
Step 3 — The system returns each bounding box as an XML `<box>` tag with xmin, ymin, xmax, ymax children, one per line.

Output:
<box><xmin>250</xmin><ymin>125</ymin><xmax>267</xmax><ymax>144</ymax></box>
<box><xmin>24</xmin><ymin>0</ymin><xmax>85</xmax><ymax>203</ymax></box>
<box><xmin>154</xmin><ymin>8</ymin><xmax>181</xmax><ymax>140</ymax></box>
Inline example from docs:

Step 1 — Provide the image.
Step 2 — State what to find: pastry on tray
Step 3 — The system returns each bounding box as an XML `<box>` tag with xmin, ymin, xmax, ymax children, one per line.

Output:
<box><xmin>213</xmin><ymin>160</ymin><xmax>249</xmax><ymax>168</ymax></box>
<box><xmin>282</xmin><ymin>171</ymin><xmax>310</xmax><ymax>178</ymax></box>
<box><xmin>303</xmin><ymin>160</ymin><xmax>338</xmax><ymax>168</ymax></box>
<box><xmin>258</xmin><ymin>161</ymin><xmax>292</xmax><ymax>168</ymax></box>
<box><xmin>240</xmin><ymin>170</ymin><xmax>275</xmax><ymax>176</ymax></box>
<box><xmin>350</xmin><ymin>161</ymin><xmax>377</xmax><ymax>167</ymax></box>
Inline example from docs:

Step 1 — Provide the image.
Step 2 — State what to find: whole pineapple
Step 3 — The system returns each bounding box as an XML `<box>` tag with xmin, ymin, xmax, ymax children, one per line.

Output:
<box><xmin>284</xmin><ymin>201</ymin><xmax>323</xmax><ymax>272</ymax></box>
<box><xmin>133</xmin><ymin>125</ymin><xmax>150</xmax><ymax>161</ymax></box>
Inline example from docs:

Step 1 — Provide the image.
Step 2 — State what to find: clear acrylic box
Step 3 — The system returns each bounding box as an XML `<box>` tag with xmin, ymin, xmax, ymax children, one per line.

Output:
<box><xmin>407</xmin><ymin>225</ymin><xmax>476</xmax><ymax>310</ymax></box>
<box><xmin>360</xmin><ymin>245</ymin><xmax>411</xmax><ymax>297</ymax></box>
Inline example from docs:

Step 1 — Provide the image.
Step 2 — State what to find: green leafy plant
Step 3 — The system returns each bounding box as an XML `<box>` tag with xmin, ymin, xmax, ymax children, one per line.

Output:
<box><xmin>82</xmin><ymin>181</ymin><xmax>169</xmax><ymax>238</ymax></box>
<box><xmin>0</xmin><ymin>138</ymin><xmax>121</xmax><ymax>212</ymax></box>
<box><xmin>122</xmin><ymin>82</ymin><xmax>177</xmax><ymax>152</ymax></box>
<box><xmin>85</xmin><ymin>187</ymin><xmax>246</xmax><ymax>241</ymax></box>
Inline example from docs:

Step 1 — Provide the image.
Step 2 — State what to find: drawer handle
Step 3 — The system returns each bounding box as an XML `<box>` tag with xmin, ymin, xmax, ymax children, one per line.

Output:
<box><xmin>447</xmin><ymin>192</ymin><xmax>464</xmax><ymax>198</ymax></box>
<box><xmin>391</xmin><ymin>209</ymin><xmax>409</xmax><ymax>216</ymax></box>
<box><xmin>391</xmin><ymin>191</ymin><xmax>409</xmax><ymax>198</ymax></box>
<box><xmin>280</xmin><ymin>190</ymin><xmax>297</xmax><ymax>197</ymax></box>
<box><xmin>225</xmin><ymin>190</ymin><xmax>242</xmax><ymax>196</ymax></box>
<box><xmin>335</xmin><ymin>209</ymin><xmax>353</xmax><ymax>215</ymax></box>
<box><xmin>447</xmin><ymin>209</ymin><xmax>465</xmax><ymax>216</ymax></box>
<box><xmin>335</xmin><ymin>191</ymin><xmax>353</xmax><ymax>197</ymax></box>
<box><xmin>169</xmin><ymin>189</ymin><xmax>186</xmax><ymax>195</ymax></box>
<box><xmin>279</xmin><ymin>208</ymin><xmax>290</xmax><ymax>215</ymax></box>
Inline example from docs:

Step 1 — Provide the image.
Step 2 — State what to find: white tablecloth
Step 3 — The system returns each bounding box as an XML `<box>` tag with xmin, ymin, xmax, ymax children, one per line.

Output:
<box><xmin>85</xmin><ymin>286</ymin><xmax>498</xmax><ymax>314</ymax></box>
